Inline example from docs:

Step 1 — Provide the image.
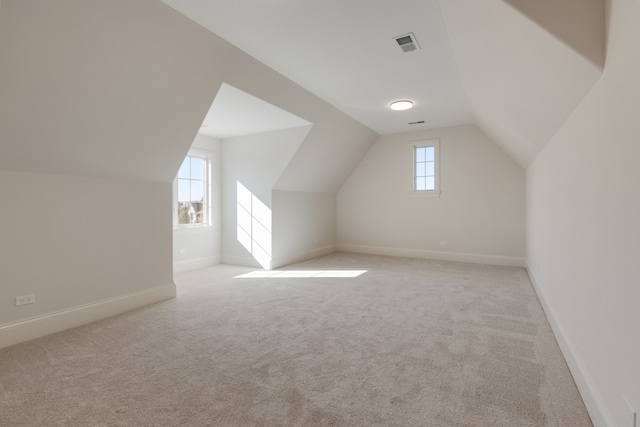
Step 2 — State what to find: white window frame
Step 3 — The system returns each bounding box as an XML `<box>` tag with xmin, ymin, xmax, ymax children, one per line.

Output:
<box><xmin>173</xmin><ymin>148</ymin><xmax>212</xmax><ymax>228</ymax></box>
<box><xmin>410</xmin><ymin>138</ymin><xmax>441</xmax><ymax>196</ymax></box>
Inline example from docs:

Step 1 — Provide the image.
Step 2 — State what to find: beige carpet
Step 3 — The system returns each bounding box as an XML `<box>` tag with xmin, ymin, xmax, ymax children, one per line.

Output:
<box><xmin>0</xmin><ymin>253</ymin><xmax>592</xmax><ymax>426</ymax></box>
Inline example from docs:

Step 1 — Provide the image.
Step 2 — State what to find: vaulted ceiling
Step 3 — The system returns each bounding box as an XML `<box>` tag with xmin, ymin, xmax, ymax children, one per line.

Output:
<box><xmin>161</xmin><ymin>0</ymin><xmax>605</xmax><ymax>167</ymax></box>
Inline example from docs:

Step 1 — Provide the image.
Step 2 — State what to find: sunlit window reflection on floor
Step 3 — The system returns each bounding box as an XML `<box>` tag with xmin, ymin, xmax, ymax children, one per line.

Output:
<box><xmin>234</xmin><ymin>270</ymin><xmax>368</xmax><ymax>279</ymax></box>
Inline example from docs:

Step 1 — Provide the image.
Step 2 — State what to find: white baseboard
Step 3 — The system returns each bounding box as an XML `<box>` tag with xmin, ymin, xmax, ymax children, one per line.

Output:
<box><xmin>271</xmin><ymin>245</ymin><xmax>336</xmax><ymax>269</ymax></box>
<box><xmin>525</xmin><ymin>262</ymin><xmax>613</xmax><ymax>427</ymax></box>
<box><xmin>221</xmin><ymin>254</ymin><xmax>262</xmax><ymax>269</ymax></box>
<box><xmin>336</xmin><ymin>244</ymin><xmax>525</xmax><ymax>267</ymax></box>
<box><xmin>173</xmin><ymin>255</ymin><xmax>221</xmax><ymax>273</ymax></box>
<box><xmin>0</xmin><ymin>283</ymin><xmax>176</xmax><ymax>350</ymax></box>
<box><xmin>222</xmin><ymin>246</ymin><xmax>337</xmax><ymax>270</ymax></box>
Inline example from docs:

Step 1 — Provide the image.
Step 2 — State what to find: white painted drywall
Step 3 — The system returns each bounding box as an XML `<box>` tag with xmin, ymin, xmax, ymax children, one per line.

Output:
<box><xmin>272</xmin><ymin>191</ymin><xmax>336</xmax><ymax>269</ymax></box>
<box><xmin>221</xmin><ymin>126</ymin><xmax>312</xmax><ymax>268</ymax></box>
<box><xmin>0</xmin><ymin>171</ymin><xmax>174</xmax><ymax>328</ymax></box>
<box><xmin>439</xmin><ymin>0</ymin><xmax>603</xmax><ymax>167</ymax></box>
<box><xmin>173</xmin><ymin>134</ymin><xmax>222</xmax><ymax>273</ymax></box>
<box><xmin>219</xmin><ymin>52</ymin><xmax>379</xmax><ymax>194</ymax></box>
<box><xmin>0</xmin><ymin>0</ymin><xmax>215</xmax><ymax>343</ymax></box>
<box><xmin>0</xmin><ymin>0</ymin><xmax>378</xmax><ymax>342</ymax></box>
<box><xmin>526</xmin><ymin>0</ymin><xmax>640</xmax><ymax>425</ymax></box>
<box><xmin>337</xmin><ymin>124</ymin><xmax>525</xmax><ymax>265</ymax></box>
<box><xmin>0</xmin><ymin>0</ymin><xmax>220</xmax><ymax>182</ymax></box>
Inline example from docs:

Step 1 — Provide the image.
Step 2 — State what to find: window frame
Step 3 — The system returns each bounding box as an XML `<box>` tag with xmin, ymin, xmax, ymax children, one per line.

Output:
<box><xmin>410</xmin><ymin>138</ymin><xmax>441</xmax><ymax>196</ymax></box>
<box><xmin>173</xmin><ymin>148</ymin><xmax>212</xmax><ymax>228</ymax></box>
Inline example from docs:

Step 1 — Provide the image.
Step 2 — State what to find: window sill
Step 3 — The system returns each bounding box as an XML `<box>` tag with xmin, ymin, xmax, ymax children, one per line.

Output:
<box><xmin>173</xmin><ymin>224</ymin><xmax>217</xmax><ymax>234</ymax></box>
<box><xmin>410</xmin><ymin>190</ymin><xmax>441</xmax><ymax>197</ymax></box>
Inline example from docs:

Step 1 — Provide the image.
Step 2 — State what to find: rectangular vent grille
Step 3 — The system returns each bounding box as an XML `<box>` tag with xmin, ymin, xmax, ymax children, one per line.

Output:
<box><xmin>394</xmin><ymin>32</ymin><xmax>420</xmax><ymax>52</ymax></box>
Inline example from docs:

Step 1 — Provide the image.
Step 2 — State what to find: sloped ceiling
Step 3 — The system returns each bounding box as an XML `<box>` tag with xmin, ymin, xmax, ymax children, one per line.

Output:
<box><xmin>161</xmin><ymin>0</ymin><xmax>605</xmax><ymax>169</ymax></box>
<box><xmin>0</xmin><ymin>0</ymin><xmax>222</xmax><ymax>182</ymax></box>
<box><xmin>0</xmin><ymin>0</ymin><xmax>605</xmax><ymax>189</ymax></box>
<box><xmin>199</xmin><ymin>83</ymin><xmax>311</xmax><ymax>139</ymax></box>
<box><xmin>439</xmin><ymin>0</ymin><xmax>605</xmax><ymax>167</ymax></box>
<box><xmin>160</xmin><ymin>0</ymin><xmax>474</xmax><ymax>135</ymax></box>
<box><xmin>0</xmin><ymin>0</ymin><xmax>377</xmax><ymax>192</ymax></box>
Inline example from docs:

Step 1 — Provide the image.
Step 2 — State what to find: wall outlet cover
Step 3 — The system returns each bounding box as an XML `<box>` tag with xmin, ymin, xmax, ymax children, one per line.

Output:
<box><xmin>16</xmin><ymin>294</ymin><xmax>35</xmax><ymax>306</ymax></box>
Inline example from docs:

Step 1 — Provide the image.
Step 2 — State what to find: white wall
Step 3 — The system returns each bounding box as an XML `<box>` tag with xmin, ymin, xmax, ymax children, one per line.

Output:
<box><xmin>0</xmin><ymin>0</ymin><xmax>217</xmax><ymax>348</ymax></box>
<box><xmin>337</xmin><ymin>124</ymin><xmax>525</xmax><ymax>266</ymax></box>
<box><xmin>221</xmin><ymin>126</ymin><xmax>311</xmax><ymax>268</ymax></box>
<box><xmin>173</xmin><ymin>134</ymin><xmax>222</xmax><ymax>273</ymax></box>
<box><xmin>272</xmin><ymin>191</ymin><xmax>336</xmax><ymax>269</ymax></box>
<box><xmin>0</xmin><ymin>0</ymin><xmax>378</xmax><ymax>347</ymax></box>
<box><xmin>0</xmin><ymin>172</ymin><xmax>174</xmax><ymax>347</ymax></box>
<box><xmin>526</xmin><ymin>0</ymin><xmax>640</xmax><ymax>425</ymax></box>
<box><xmin>0</xmin><ymin>0</ymin><xmax>220</xmax><ymax>182</ymax></box>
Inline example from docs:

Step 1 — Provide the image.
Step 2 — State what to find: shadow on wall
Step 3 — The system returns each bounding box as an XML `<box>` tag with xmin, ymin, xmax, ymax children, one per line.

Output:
<box><xmin>237</xmin><ymin>181</ymin><xmax>272</xmax><ymax>269</ymax></box>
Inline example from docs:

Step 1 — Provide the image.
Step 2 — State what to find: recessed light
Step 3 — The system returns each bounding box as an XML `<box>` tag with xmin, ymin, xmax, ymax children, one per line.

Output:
<box><xmin>390</xmin><ymin>100</ymin><xmax>413</xmax><ymax>111</ymax></box>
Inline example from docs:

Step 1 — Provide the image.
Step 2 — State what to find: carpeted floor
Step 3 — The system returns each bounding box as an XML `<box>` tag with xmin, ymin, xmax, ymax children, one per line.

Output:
<box><xmin>0</xmin><ymin>253</ymin><xmax>592</xmax><ymax>426</ymax></box>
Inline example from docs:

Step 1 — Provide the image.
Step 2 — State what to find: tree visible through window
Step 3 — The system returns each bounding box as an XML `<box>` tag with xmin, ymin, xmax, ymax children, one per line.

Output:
<box><xmin>177</xmin><ymin>155</ymin><xmax>207</xmax><ymax>225</ymax></box>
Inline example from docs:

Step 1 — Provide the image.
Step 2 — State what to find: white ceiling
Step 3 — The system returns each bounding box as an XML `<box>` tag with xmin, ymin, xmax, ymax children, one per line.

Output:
<box><xmin>199</xmin><ymin>83</ymin><xmax>311</xmax><ymax>139</ymax></box>
<box><xmin>161</xmin><ymin>0</ymin><xmax>473</xmax><ymax>136</ymax></box>
<box><xmin>161</xmin><ymin>0</ymin><xmax>604</xmax><ymax>167</ymax></box>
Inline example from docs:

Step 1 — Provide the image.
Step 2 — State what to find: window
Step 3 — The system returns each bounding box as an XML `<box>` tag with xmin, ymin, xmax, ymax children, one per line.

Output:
<box><xmin>411</xmin><ymin>139</ymin><xmax>440</xmax><ymax>194</ymax></box>
<box><xmin>174</xmin><ymin>150</ymin><xmax>211</xmax><ymax>226</ymax></box>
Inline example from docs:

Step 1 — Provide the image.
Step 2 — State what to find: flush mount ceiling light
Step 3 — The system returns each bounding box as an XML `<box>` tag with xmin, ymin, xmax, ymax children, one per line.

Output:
<box><xmin>390</xmin><ymin>100</ymin><xmax>413</xmax><ymax>111</ymax></box>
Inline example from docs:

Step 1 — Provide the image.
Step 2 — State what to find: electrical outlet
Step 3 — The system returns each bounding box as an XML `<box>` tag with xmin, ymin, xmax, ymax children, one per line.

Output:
<box><xmin>440</xmin><ymin>241</ymin><xmax>447</xmax><ymax>247</ymax></box>
<box><xmin>624</xmin><ymin>396</ymin><xmax>636</xmax><ymax>427</ymax></box>
<box><xmin>179</xmin><ymin>249</ymin><xmax>186</xmax><ymax>255</ymax></box>
<box><xmin>16</xmin><ymin>294</ymin><xmax>35</xmax><ymax>306</ymax></box>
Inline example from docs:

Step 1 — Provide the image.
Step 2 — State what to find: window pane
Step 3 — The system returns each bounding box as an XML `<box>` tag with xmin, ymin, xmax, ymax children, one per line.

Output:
<box><xmin>416</xmin><ymin>162</ymin><xmax>426</xmax><ymax>177</ymax></box>
<box><xmin>425</xmin><ymin>161</ymin><xmax>434</xmax><ymax>176</ymax></box>
<box><xmin>425</xmin><ymin>176</ymin><xmax>435</xmax><ymax>190</ymax></box>
<box><xmin>178</xmin><ymin>157</ymin><xmax>190</xmax><ymax>179</ymax></box>
<box><xmin>191</xmin><ymin>180</ymin><xmax>203</xmax><ymax>202</ymax></box>
<box><xmin>175</xmin><ymin>153</ymin><xmax>211</xmax><ymax>226</ymax></box>
<box><xmin>415</xmin><ymin>147</ymin><xmax>426</xmax><ymax>162</ymax></box>
<box><xmin>191</xmin><ymin>201</ymin><xmax>204</xmax><ymax>224</ymax></box>
<box><xmin>190</xmin><ymin>157</ymin><xmax>204</xmax><ymax>180</ymax></box>
<box><xmin>177</xmin><ymin>179</ymin><xmax>190</xmax><ymax>202</ymax></box>
<box><xmin>177</xmin><ymin>202</ymin><xmax>190</xmax><ymax>224</ymax></box>
<box><xmin>416</xmin><ymin>177</ymin><xmax>426</xmax><ymax>191</ymax></box>
<box><xmin>425</xmin><ymin>146</ymin><xmax>435</xmax><ymax>162</ymax></box>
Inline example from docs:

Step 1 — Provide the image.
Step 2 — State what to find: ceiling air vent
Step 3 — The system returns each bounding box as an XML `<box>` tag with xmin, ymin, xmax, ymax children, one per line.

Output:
<box><xmin>394</xmin><ymin>33</ymin><xmax>420</xmax><ymax>53</ymax></box>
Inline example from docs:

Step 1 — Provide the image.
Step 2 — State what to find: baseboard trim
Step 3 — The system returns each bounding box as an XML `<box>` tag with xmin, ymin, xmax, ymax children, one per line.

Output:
<box><xmin>336</xmin><ymin>244</ymin><xmax>525</xmax><ymax>267</ymax></box>
<box><xmin>173</xmin><ymin>255</ymin><xmax>221</xmax><ymax>273</ymax></box>
<box><xmin>221</xmin><ymin>255</ymin><xmax>262</xmax><ymax>269</ymax></box>
<box><xmin>0</xmin><ymin>283</ymin><xmax>176</xmax><ymax>350</ymax></box>
<box><xmin>271</xmin><ymin>245</ymin><xmax>336</xmax><ymax>269</ymax></box>
<box><xmin>525</xmin><ymin>262</ymin><xmax>613</xmax><ymax>427</ymax></box>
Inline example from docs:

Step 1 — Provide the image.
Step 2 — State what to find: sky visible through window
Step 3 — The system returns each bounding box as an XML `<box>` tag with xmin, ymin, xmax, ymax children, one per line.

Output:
<box><xmin>177</xmin><ymin>156</ymin><xmax>205</xmax><ymax>224</ymax></box>
<box><xmin>415</xmin><ymin>146</ymin><xmax>435</xmax><ymax>191</ymax></box>
<box><xmin>178</xmin><ymin>156</ymin><xmax>204</xmax><ymax>202</ymax></box>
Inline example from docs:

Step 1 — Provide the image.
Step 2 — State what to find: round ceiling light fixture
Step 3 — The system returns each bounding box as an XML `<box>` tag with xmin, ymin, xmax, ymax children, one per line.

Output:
<box><xmin>390</xmin><ymin>100</ymin><xmax>413</xmax><ymax>111</ymax></box>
